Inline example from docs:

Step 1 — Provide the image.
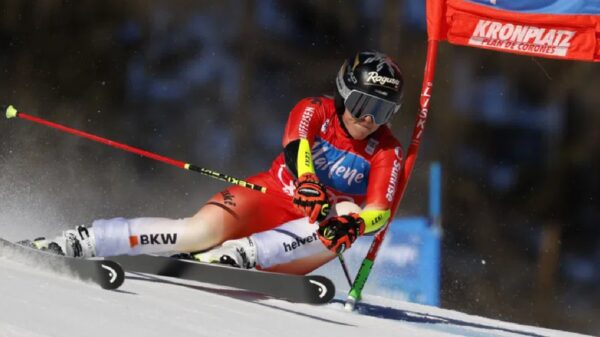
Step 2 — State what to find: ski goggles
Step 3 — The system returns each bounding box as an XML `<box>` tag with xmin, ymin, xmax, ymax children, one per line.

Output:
<box><xmin>344</xmin><ymin>90</ymin><xmax>401</xmax><ymax>125</ymax></box>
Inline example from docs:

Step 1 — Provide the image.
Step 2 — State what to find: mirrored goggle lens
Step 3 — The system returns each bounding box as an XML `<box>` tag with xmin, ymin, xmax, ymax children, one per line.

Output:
<box><xmin>344</xmin><ymin>90</ymin><xmax>399</xmax><ymax>125</ymax></box>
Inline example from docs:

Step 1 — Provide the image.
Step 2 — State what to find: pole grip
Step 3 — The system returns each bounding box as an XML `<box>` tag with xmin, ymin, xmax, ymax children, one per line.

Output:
<box><xmin>6</xmin><ymin>105</ymin><xmax>18</xmax><ymax>119</ymax></box>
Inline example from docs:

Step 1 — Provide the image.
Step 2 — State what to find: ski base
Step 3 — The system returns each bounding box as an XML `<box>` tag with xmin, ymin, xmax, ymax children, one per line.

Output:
<box><xmin>0</xmin><ymin>238</ymin><xmax>124</xmax><ymax>290</ymax></box>
<box><xmin>110</xmin><ymin>254</ymin><xmax>335</xmax><ymax>304</ymax></box>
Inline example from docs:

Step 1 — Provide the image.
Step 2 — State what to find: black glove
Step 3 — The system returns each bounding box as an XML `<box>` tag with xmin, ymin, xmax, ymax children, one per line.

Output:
<box><xmin>317</xmin><ymin>213</ymin><xmax>365</xmax><ymax>253</ymax></box>
<box><xmin>293</xmin><ymin>173</ymin><xmax>330</xmax><ymax>223</ymax></box>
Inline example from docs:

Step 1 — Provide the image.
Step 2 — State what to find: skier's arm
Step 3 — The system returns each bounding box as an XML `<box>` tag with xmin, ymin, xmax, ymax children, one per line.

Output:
<box><xmin>284</xmin><ymin>138</ymin><xmax>315</xmax><ymax>178</ymax></box>
<box><xmin>358</xmin><ymin>208</ymin><xmax>392</xmax><ymax>234</ymax></box>
<box><xmin>281</xmin><ymin>98</ymin><xmax>329</xmax><ymax>223</ymax></box>
<box><xmin>317</xmin><ymin>206</ymin><xmax>391</xmax><ymax>253</ymax></box>
<box><xmin>333</xmin><ymin>144</ymin><xmax>403</xmax><ymax>235</ymax></box>
<box><xmin>317</xmin><ymin>144</ymin><xmax>404</xmax><ymax>252</ymax></box>
<box><xmin>360</xmin><ymin>144</ymin><xmax>404</xmax><ymax>234</ymax></box>
<box><xmin>282</xmin><ymin>97</ymin><xmax>326</xmax><ymax>178</ymax></box>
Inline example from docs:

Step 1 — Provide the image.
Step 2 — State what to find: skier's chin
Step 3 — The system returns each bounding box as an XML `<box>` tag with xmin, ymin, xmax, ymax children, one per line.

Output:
<box><xmin>349</xmin><ymin>124</ymin><xmax>376</xmax><ymax>140</ymax></box>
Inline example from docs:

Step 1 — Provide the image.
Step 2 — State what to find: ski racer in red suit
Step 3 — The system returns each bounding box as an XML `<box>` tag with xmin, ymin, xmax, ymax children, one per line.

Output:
<box><xmin>24</xmin><ymin>51</ymin><xmax>406</xmax><ymax>275</ymax></box>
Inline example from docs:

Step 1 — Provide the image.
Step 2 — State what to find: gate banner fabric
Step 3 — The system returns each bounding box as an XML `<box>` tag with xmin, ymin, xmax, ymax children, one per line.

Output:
<box><xmin>427</xmin><ymin>0</ymin><xmax>600</xmax><ymax>62</ymax></box>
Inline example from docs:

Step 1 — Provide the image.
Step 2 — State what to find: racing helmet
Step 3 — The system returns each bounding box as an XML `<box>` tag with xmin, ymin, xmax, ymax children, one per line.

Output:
<box><xmin>334</xmin><ymin>51</ymin><xmax>404</xmax><ymax>125</ymax></box>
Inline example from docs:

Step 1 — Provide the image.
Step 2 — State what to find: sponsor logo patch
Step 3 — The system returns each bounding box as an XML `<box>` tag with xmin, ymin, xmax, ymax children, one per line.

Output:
<box><xmin>220</xmin><ymin>190</ymin><xmax>236</xmax><ymax>207</ymax></box>
<box><xmin>320</xmin><ymin>119</ymin><xmax>331</xmax><ymax>134</ymax></box>
<box><xmin>129</xmin><ymin>233</ymin><xmax>178</xmax><ymax>247</ymax></box>
<box><xmin>365</xmin><ymin>71</ymin><xmax>401</xmax><ymax>87</ymax></box>
<box><xmin>298</xmin><ymin>107</ymin><xmax>315</xmax><ymax>139</ymax></box>
<box><xmin>468</xmin><ymin>19</ymin><xmax>575</xmax><ymax>57</ymax></box>
<box><xmin>386</xmin><ymin>160</ymin><xmax>401</xmax><ymax>202</ymax></box>
<box><xmin>394</xmin><ymin>147</ymin><xmax>402</xmax><ymax>161</ymax></box>
<box><xmin>311</xmin><ymin>138</ymin><xmax>369</xmax><ymax>195</ymax></box>
<box><xmin>283</xmin><ymin>232</ymin><xmax>319</xmax><ymax>252</ymax></box>
<box><xmin>365</xmin><ymin>138</ymin><xmax>379</xmax><ymax>155</ymax></box>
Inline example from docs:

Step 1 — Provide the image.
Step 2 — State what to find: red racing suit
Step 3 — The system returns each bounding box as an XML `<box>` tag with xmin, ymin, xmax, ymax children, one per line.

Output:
<box><xmin>206</xmin><ymin>96</ymin><xmax>404</xmax><ymax>239</ymax></box>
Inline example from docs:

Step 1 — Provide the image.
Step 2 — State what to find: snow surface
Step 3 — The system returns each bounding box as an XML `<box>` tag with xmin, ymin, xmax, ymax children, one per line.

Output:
<box><xmin>0</xmin><ymin>257</ymin><xmax>593</xmax><ymax>337</ymax></box>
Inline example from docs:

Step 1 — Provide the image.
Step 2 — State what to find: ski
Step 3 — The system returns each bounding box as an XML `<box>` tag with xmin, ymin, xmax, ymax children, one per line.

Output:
<box><xmin>110</xmin><ymin>254</ymin><xmax>336</xmax><ymax>304</ymax></box>
<box><xmin>0</xmin><ymin>237</ymin><xmax>125</xmax><ymax>290</ymax></box>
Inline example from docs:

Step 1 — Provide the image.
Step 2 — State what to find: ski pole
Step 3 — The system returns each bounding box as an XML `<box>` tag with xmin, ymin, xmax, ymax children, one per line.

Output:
<box><xmin>337</xmin><ymin>253</ymin><xmax>353</xmax><ymax>287</ymax></box>
<box><xmin>344</xmin><ymin>39</ymin><xmax>440</xmax><ymax>310</ymax></box>
<box><xmin>4</xmin><ymin>105</ymin><xmax>282</xmax><ymax>197</ymax></box>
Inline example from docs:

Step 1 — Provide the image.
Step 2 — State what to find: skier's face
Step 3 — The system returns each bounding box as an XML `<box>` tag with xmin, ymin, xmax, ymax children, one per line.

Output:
<box><xmin>341</xmin><ymin>109</ymin><xmax>379</xmax><ymax>140</ymax></box>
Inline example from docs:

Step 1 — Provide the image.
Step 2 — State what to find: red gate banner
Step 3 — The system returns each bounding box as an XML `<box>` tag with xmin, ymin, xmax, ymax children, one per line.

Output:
<box><xmin>427</xmin><ymin>0</ymin><xmax>600</xmax><ymax>62</ymax></box>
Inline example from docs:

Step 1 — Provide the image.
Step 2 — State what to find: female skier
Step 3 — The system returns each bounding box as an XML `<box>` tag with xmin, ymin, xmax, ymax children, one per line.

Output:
<box><xmin>25</xmin><ymin>50</ymin><xmax>405</xmax><ymax>275</ymax></box>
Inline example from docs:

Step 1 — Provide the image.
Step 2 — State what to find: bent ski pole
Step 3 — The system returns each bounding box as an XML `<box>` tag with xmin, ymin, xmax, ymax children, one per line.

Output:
<box><xmin>4</xmin><ymin>105</ymin><xmax>282</xmax><ymax>197</ymax></box>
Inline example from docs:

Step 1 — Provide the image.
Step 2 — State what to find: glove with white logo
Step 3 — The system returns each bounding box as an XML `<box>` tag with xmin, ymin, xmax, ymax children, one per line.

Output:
<box><xmin>293</xmin><ymin>173</ymin><xmax>330</xmax><ymax>223</ymax></box>
<box><xmin>317</xmin><ymin>213</ymin><xmax>365</xmax><ymax>254</ymax></box>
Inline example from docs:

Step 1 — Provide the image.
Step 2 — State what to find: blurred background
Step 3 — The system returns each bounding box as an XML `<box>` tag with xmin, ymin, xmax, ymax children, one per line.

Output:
<box><xmin>0</xmin><ymin>1</ymin><xmax>598</xmax><ymax>334</ymax></box>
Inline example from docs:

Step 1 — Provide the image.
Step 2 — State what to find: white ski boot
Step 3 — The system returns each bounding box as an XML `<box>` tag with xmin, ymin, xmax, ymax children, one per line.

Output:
<box><xmin>20</xmin><ymin>225</ymin><xmax>97</xmax><ymax>258</ymax></box>
<box><xmin>194</xmin><ymin>237</ymin><xmax>257</xmax><ymax>269</ymax></box>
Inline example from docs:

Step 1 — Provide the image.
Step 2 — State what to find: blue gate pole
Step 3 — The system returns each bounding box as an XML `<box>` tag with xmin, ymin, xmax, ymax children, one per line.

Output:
<box><xmin>429</xmin><ymin>162</ymin><xmax>442</xmax><ymax>229</ymax></box>
<box><xmin>427</xmin><ymin>162</ymin><xmax>442</xmax><ymax>305</ymax></box>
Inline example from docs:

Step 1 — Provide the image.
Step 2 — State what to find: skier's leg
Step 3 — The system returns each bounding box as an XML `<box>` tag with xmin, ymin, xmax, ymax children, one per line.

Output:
<box><xmin>29</xmin><ymin>202</ymin><xmax>250</xmax><ymax>258</ymax></box>
<box><xmin>196</xmin><ymin>201</ymin><xmax>360</xmax><ymax>273</ymax></box>
<box><xmin>33</xmin><ymin>172</ymin><xmax>285</xmax><ymax>257</ymax></box>
<box><xmin>26</xmin><ymin>172</ymin><xmax>297</xmax><ymax>258</ymax></box>
<box><xmin>90</xmin><ymin>189</ymin><xmax>260</xmax><ymax>257</ymax></box>
<box><xmin>92</xmin><ymin>216</ymin><xmax>214</xmax><ymax>256</ymax></box>
<box><xmin>26</xmin><ymin>216</ymin><xmax>216</xmax><ymax>258</ymax></box>
<box><xmin>265</xmin><ymin>201</ymin><xmax>362</xmax><ymax>274</ymax></box>
<box><xmin>194</xmin><ymin>216</ymin><xmax>335</xmax><ymax>271</ymax></box>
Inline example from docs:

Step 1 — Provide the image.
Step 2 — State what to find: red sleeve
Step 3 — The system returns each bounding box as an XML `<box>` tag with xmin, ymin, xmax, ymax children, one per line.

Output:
<box><xmin>365</xmin><ymin>144</ymin><xmax>404</xmax><ymax>211</ymax></box>
<box><xmin>282</xmin><ymin>97</ymin><xmax>327</xmax><ymax>147</ymax></box>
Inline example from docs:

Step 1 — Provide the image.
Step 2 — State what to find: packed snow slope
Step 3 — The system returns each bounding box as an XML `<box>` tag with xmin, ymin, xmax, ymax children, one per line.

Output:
<box><xmin>0</xmin><ymin>257</ymin><xmax>592</xmax><ymax>337</ymax></box>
